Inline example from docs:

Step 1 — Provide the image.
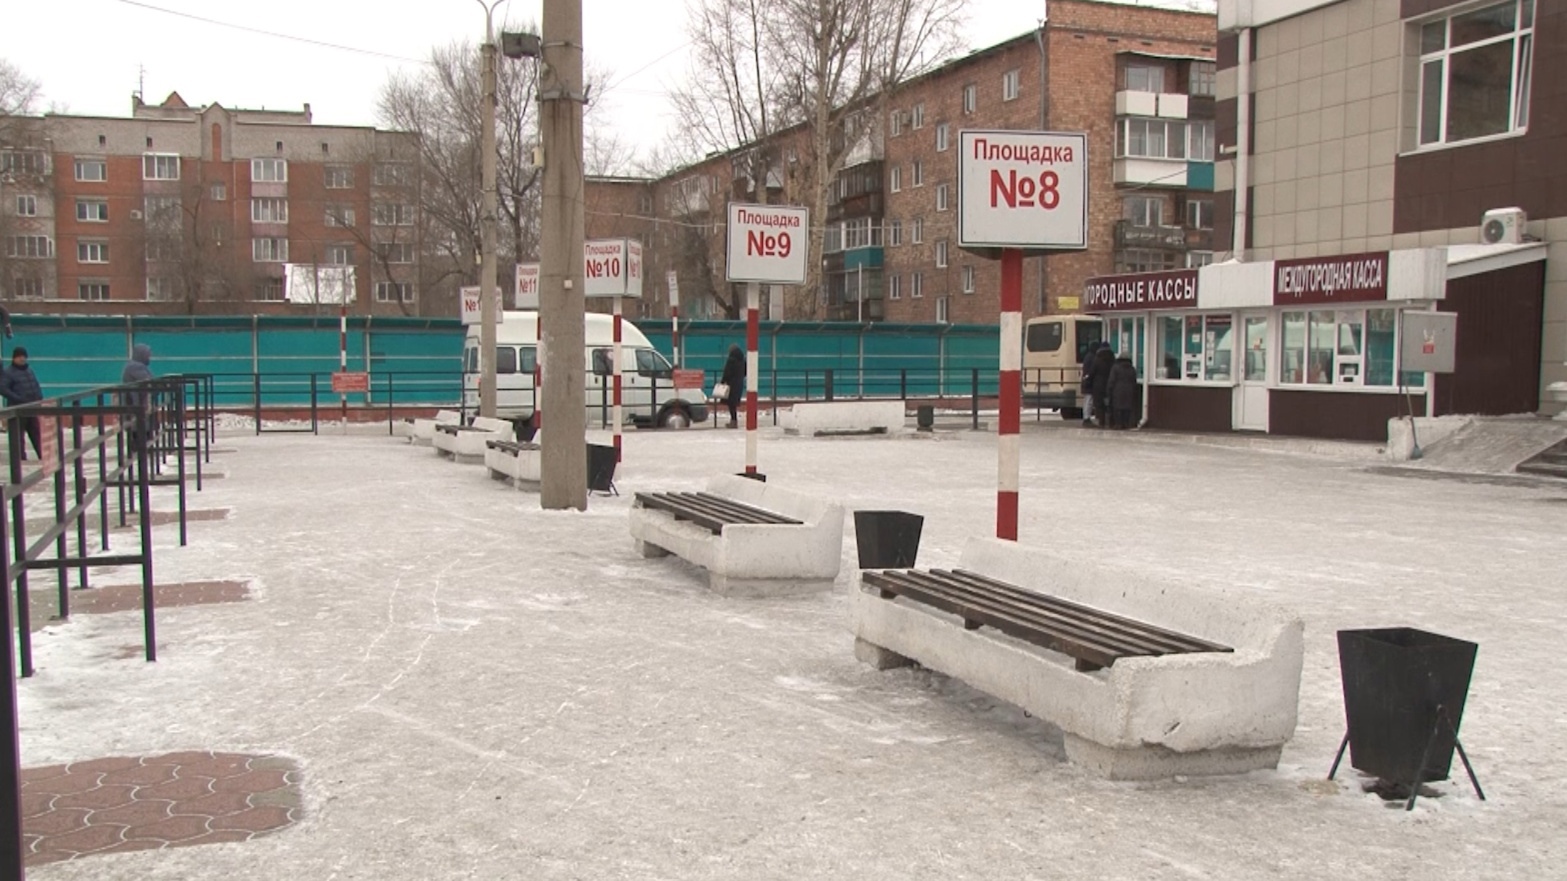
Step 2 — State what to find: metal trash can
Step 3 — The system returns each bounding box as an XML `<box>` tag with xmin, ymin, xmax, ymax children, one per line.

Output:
<box><xmin>916</xmin><ymin>405</ymin><xmax>935</xmax><ymax>432</ymax></box>
<box><xmin>853</xmin><ymin>510</ymin><xmax>924</xmax><ymax>569</ymax></box>
<box><xmin>1336</xmin><ymin>627</ymin><xmax>1478</xmax><ymax>787</ymax></box>
<box><xmin>586</xmin><ymin>443</ymin><xmax>617</xmax><ymax>494</ymax></box>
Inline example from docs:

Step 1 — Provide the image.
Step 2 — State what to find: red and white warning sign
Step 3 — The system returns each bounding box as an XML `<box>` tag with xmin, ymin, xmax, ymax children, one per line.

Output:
<box><xmin>726</xmin><ymin>203</ymin><xmax>809</xmax><ymax>285</ymax></box>
<box><xmin>957</xmin><ymin>130</ymin><xmax>1089</xmax><ymax>253</ymax></box>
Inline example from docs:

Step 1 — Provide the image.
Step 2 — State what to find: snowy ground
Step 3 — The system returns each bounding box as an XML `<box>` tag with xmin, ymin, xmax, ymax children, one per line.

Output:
<box><xmin>15</xmin><ymin>421</ymin><xmax>1567</xmax><ymax>880</ymax></box>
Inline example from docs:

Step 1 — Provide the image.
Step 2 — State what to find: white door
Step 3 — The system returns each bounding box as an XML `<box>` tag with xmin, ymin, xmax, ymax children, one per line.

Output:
<box><xmin>1235</xmin><ymin>313</ymin><xmax>1270</xmax><ymax>431</ymax></box>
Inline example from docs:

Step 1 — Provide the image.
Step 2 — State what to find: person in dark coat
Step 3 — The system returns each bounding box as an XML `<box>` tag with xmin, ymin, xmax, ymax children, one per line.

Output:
<box><xmin>1078</xmin><ymin>342</ymin><xmax>1102</xmax><ymax>426</ymax></box>
<box><xmin>1088</xmin><ymin>344</ymin><xmax>1115</xmax><ymax>428</ymax></box>
<box><xmin>122</xmin><ymin>343</ymin><xmax>154</xmax><ymax>384</ymax></box>
<box><xmin>719</xmin><ymin>343</ymin><xmax>746</xmax><ymax>428</ymax></box>
<box><xmin>120</xmin><ymin>344</ymin><xmax>156</xmax><ymax>449</ymax></box>
<box><xmin>1106</xmin><ymin>352</ymin><xmax>1139</xmax><ymax>430</ymax></box>
<box><xmin>0</xmin><ymin>346</ymin><xmax>44</xmax><ymax>459</ymax></box>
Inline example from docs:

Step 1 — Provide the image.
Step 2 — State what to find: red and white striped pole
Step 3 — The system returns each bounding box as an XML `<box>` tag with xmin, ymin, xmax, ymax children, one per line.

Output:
<box><xmin>669</xmin><ymin>271</ymin><xmax>681</xmax><ymax>368</ymax></box>
<box><xmin>997</xmin><ymin>248</ymin><xmax>1023</xmax><ymax>541</ymax></box>
<box><xmin>339</xmin><ymin>303</ymin><xmax>348</xmax><ymax>432</ymax></box>
<box><xmin>745</xmin><ymin>281</ymin><xmax>760</xmax><ymax>474</ymax></box>
<box><xmin>533</xmin><ymin>312</ymin><xmax>543</xmax><ymax>433</ymax></box>
<box><xmin>612</xmin><ymin>296</ymin><xmax>624</xmax><ymax>462</ymax></box>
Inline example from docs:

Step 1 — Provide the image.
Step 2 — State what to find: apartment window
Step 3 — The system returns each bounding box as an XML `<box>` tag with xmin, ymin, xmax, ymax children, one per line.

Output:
<box><xmin>146</xmin><ymin>277</ymin><xmax>176</xmax><ymax>301</ymax></box>
<box><xmin>6</xmin><ymin>236</ymin><xmax>54</xmax><ymax>258</ymax></box>
<box><xmin>1189</xmin><ymin>61</ymin><xmax>1216</xmax><ymax>97</ymax></box>
<box><xmin>912</xmin><ymin>217</ymin><xmax>924</xmax><ymax>244</ymax></box>
<box><xmin>78</xmin><ymin>281</ymin><xmax>110</xmax><ymax>301</ymax></box>
<box><xmin>824</xmin><ymin>224</ymin><xmax>843</xmax><ymax>253</ymax></box>
<box><xmin>326</xmin><ymin>206</ymin><xmax>356</xmax><ymax>227</ymax></box>
<box><xmin>890</xmin><ymin>109</ymin><xmax>903</xmax><ymax>137</ymax></box>
<box><xmin>11</xmin><ymin>276</ymin><xmax>44</xmax><ymax>300</ymax></box>
<box><xmin>936</xmin><ymin>183</ymin><xmax>950</xmax><ymax>212</ymax></box>
<box><xmin>1124</xmin><ymin>195</ymin><xmax>1164</xmax><ymax>227</ymax></box>
<box><xmin>145</xmin><ymin>237</ymin><xmax>181</xmax><ymax>262</ymax></box>
<box><xmin>377</xmin><ymin>242</ymin><xmax>416</xmax><ymax>264</ymax></box>
<box><xmin>1</xmin><ymin>151</ymin><xmax>46</xmax><ymax>176</ymax></box>
<box><xmin>936</xmin><ymin>123</ymin><xmax>950</xmax><ymax>152</ymax></box>
<box><xmin>911</xmin><ymin>103</ymin><xmax>926</xmax><ymax>129</ymax></box>
<box><xmin>144</xmin><ymin>196</ymin><xmax>181</xmax><ymax>225</ymax></box>
<box><xmin>326</xmin><ymin>244</ymin><xmax>354</xmax><ymax>265</ymax></box>
<box><xmin>77</xmin><ymin>241</ymin><xmax>108</xmax><ymax>263</ymax></box>
<box><xmin>1003</xmin><ymin>69</ymin><xmax>1021</xmax><ymax>102</ymax></box>
<box><xmin>74</xmin><ymin>158</ymin><xmax>107</xmax><ymax>182</ymax></box>
<box><xmin>325</xmin><ymin>164</ymin><xmax>355</xmax><ymax>188</ymax></box>
<box><xmin>210</xmin><ymin>181</ymin><xmax>227</xmax><ymax>201</ymax></box>
<box><xmin>888</xmin><ymin>274</ymin><xmax>902</xmax><ymax>300</ymax></box>
<box><xmin>75</xmin><ymin>199</ymin><xmax>109</xmax><ymax>222</ymax></box>
<box><xmin>1186</xmin><ymin>198</ymin><xmax>1215</xmax><ymax>229</ymax></box>
<box><xmin>253</xmin><ymin>278</ymin><xmax>285</xmax><ymax>301</ymax></box>
<box><xmin>375</xmin><ymin>281</ymin><xmax>416</xmax><ymax>303</ymax></box>
<box><xmin>373</xmin><ymin>163</ymin><xmax>412</xmax><ymax>187</ymax></box>
<box><xmin>251</xmin><ymin>158</ymin><xmax>288</xmax><ymax>182</ymax></box>
<box><xmin>14</xmin><ymin>195</ymin><xmax>36</xmax><ymax>216</ymax></box>
<box><xmin>143</xmin><ymin>153</ymin><xmax>181</xmax><ymax>180</ymax></box>
<box><xmin>1188</xmin><ymin>120</ymin><xmax>1216</xmax><ymax>162</ymax></box>
<box><xmin>1187</xmin><ymin>251</ymin><xmax>1215</xmax><ymax>268</ymax></box>
<box><xmin>1117</xmin><ymin>248</ymin><xmax>1180</xmax><ymax>273</ymax></box>
<box><xmin>889</xmin><ymin>219</ymin><xmax>903</xmax><ymax>246</ymax></box>
<box><xmin>252</xmin><ymin>237</ymin><xmax>288</xmax><ymax>262</ymax></box>
<box><xmin>936</xmin><ymin>297</ymin><xmax>949</xmax><ymax>323</ymax></box>
<box><xmin>1124</xmin><ymin>64</ymin><xmax>1166</xmax><ymax>93</ymax></box>
<box><xmin>1417</xmin><ymin>0</ymin><xmax>1534</xmax><ymax>146</ymax></box>
<box><xmin>1117</xmin><ymin>118</ymin><xmax>1187</xmax><ymax>159</ymax></box>
<box><xmin>912</xmin><ymin>272</ymin><xmax>924</xmax><ymax>298</ymax></box>
<box><xmin>373</xmin><ymin>204</ymin><xmax>415</xmax><ymax>226</ymax></box>
<box><xmin>251</xmin><ymin>198</ymin><xmax>289</xmax><ymax>224</ymax></box>
<box><xmin>936</xmin><ymin>240</ymin><xmax>949</xmax><ymax>268</ymax></box>
<box><xmin>912</xmin><ymin>160</ymin><xmax>924</xmax><ymax>187</ymax></box>
<box><xmin>962</xmin><ymin>83</ymin><xmax>977</xmax><ymax>114</ymax></box>
<box><xmin>961</xmin><ymin>265</ymin><xmax>976</xmax><ymax>294</ymax></box>
<box><xmin>890</xmin><ymin>165</ymin><xmax>903</xmax><ymax>192</ymax></box>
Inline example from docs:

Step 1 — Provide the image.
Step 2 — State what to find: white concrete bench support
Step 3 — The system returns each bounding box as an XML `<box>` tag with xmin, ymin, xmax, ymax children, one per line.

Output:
<box><xmin>781</xmin><ymin>401</ymin><xmax>906</xmax><ymax>436</ymax></box>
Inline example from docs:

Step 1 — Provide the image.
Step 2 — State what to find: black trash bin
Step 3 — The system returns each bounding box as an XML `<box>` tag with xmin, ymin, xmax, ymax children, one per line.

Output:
<box><xmin>586</xmin><ymin>443</ymin><xmax>617</xmax><ymax>494</ymax></box>
<box><xmin>1336</xmin><ymin>627</ymin><xmax>1478</xmax><ymax>787</ymax></box>
<box><xmin>854</xmin><ymin>510</ymin><xmax>924</xmax><ymax>569</ymax></box>
<box><xmin>510</xmin><ymin>416</ymin><xmax>538</xmax><ymax>444</ymax></box>
<box><xmin>916</xmin><ymin>405</ymin><xmax>935</xmax><ymax>432</ymax></box>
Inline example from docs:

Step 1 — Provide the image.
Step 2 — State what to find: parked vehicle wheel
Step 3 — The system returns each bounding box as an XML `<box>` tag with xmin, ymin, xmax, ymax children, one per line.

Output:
<box><xmin>658</xmin><ymin>406</ymin><xmax>692</xmax><ymax>429</ymax></box>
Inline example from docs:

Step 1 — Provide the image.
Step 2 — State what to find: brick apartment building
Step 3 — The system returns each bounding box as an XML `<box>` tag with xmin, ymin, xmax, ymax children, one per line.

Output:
<box><xmin>0</xmin><ymin>93</ymin><xmax>431</xmax><ymax>316</ymax></box>
<box><xmin>587</xmin><ymin>0</ymin><xmax>1220</xmax><ymax>325</ymax></box>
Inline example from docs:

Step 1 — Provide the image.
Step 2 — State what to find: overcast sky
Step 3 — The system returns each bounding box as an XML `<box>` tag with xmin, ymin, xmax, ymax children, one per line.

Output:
<box><xmin>3</xmin><ymin>1</ymin><xmax>1210</xmax><ymax>165</ymax></box>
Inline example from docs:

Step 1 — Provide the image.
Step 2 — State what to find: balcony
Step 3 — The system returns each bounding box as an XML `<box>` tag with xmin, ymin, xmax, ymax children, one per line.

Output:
<box><xmin>1115</xmin><ymin>220</ymin><xmax>1187</xmax><ymax>250</ymax></box>
<box><xmin>1115</xmin><ymin>91</ymin><xmax>1189</xmax><ymax>120</ymax></box>
<box><xmin>1113</xmin><ymin>157</ymin><xmax>1187</xmax><ymax>188</ymax></box>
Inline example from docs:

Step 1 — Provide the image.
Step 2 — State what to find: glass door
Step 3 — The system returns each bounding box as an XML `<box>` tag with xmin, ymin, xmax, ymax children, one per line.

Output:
<box><xmin>1236</xmin><ymin>313</ymin><xmax>1270</xmax><ymax>431</ymax></box>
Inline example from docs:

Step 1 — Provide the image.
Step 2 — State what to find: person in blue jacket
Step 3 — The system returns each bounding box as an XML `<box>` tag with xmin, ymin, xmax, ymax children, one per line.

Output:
<box><xmin>0</xmin><ymin>346</ymin><xmax>44</xmax><ymax>460</ymax></box>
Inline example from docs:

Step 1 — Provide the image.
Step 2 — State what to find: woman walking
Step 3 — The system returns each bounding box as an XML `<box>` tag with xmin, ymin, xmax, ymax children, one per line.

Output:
<box><xmin>719</xmin><ymin>343</ymin><xmax>746</xmax><ymax>428</ymax></box>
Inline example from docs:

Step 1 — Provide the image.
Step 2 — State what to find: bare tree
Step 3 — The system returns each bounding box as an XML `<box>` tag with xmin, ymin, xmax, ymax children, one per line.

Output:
<box><xmin>1</xmin><ymin>59</ymin><xmax>51</xmax><ymax>304</ymax></box>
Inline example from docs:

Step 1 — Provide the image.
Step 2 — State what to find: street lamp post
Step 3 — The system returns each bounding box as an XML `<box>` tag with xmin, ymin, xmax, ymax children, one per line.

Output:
<box><xmin>476</xmin><ymin>0</ymin><xmax>504</xmax><ymax>419</ymax></box>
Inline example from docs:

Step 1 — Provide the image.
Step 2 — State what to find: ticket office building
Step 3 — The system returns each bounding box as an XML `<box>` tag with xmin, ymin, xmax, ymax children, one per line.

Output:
<box><xmin>1083</xmin><ymin>244</ymin><xmax>1549</xmax><ymax>441</ymax></box>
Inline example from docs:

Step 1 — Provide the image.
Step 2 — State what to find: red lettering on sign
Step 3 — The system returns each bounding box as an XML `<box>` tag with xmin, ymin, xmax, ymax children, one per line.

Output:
<box><xmin>990</xmin><ymin>169</ymin><xmax>1061</xmax><ymax>210</ymax></box>
<box><xmin>746</xmin><ymin>230</ymin><xmax>793</xmax><ymax>259</ymax></box>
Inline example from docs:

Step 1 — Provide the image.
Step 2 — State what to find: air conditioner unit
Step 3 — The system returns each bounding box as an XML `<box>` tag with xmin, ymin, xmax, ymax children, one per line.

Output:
<box><xmin>1480</xmin><ymin>207</ymin><xmax>1525</xmax><ymax>244</ymax></box>
<box><xmin>130</xmin><ymin>209</ymin><xmax>144</xmax><ymax>220</ymax></box>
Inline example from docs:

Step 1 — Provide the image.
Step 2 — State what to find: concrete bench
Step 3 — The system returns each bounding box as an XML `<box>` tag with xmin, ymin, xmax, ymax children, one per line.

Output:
<box><xmin>630</xmin><ymin>474</ymin><xmax>845</xmax><ymax>596</ymax></box>
<box><xmin>485</xmin><ymin>439</ymin><xmax>542</xmax><ymax>488</ymax></box>
<box><xmin>781</xmin><ymin>400</ymin><xmax>906</xmax><ymax>436</ymax></box>
<box><xmin>851</xmin><ymin>538</ymin><xmax>1304</xmax><ymax>780</ymax></box>
<box><xmin>409</xmin><ymin>410</ymin><xmax>461</xmax><ymax>446</ymax></box>
<box><xmin>434</xmin><ymin>416</ymin><xmax>514</xmax><ymax>463</ymax></box>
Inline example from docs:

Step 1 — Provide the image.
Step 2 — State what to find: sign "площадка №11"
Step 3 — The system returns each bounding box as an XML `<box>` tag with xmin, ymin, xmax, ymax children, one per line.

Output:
<box><xmin>957</xmin><ymin>130</ymin><xmax>1088</xmax><ymax>253</ymax></box>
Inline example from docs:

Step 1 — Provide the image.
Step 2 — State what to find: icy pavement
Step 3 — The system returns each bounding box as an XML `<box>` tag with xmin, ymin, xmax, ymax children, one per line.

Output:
<box><xmin>15</xmin><ymin>422</ymin><xmax>1567</xmax><ymax>880</ymax></box>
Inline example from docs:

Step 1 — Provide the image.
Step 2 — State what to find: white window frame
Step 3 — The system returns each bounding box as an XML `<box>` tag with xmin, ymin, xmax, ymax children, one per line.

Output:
<box><xmin>253</xmin><ymin>278</ymin><xmax>285</xmax><ymax>301</ymax></box>
<box><xmin>375</xmin><ymin>281</ymin><xmax>416</xmax><ymax>303</ymax></box>
<box><xmin>74</xmin><ymin>158</ymin><xmax>107</xmax><ymax>182</ymax></box>
<box><xmin>6</xmin><ymin>236</ymin><xmax>54</xmax><ymax>259</ymax></box>
<box><xmin>1118</xmin><ymin>118</ymin><xmax>1187</xmax><ymax>160</ymax></box>
<box><xmin>890</xmin><ymin>165</ymin><xmax>902</xmax><ymax>192</ymax></box>
<box><xmin>252</xmin><ymin>237</ymin><xmax>289</xmax><ymax>263</ymax></box>
<box><xmin>912</xmin><ymin>217</ymin><xmax>924</xmax><ymax>244</ymax></box>
<box><xmin>374</xmin><ymin>163</ymin><xmax>412</xmax><ymax>187</ymax></box>
<box><xmin>77</xmin><ymin>240</ymin><xmax>108</xmax><ymax>263</ymax></box>
<box><xmin>1124</xmin><ymin>64</ymin><xmax>1166</xmax><ymax>93</ymax></box>
<box><xmin>374</xmin><ymin>204</ymin><xmax>415</xmax><ymax>226</ymax></box>
<box><xmin>144</xmin><ymin>196</ymin><xmax>182</xmax><ymax>225</ymax></box>
<box><xmin>936</xmin><ymin>240</ymin><xmax>949</xmax><ymax>268</ymax></box>
<box><xmin>911</xmin><ymin>103</ymin><xmax>925</xmax><ymax>129</ymax></box>
<box><xmin>890</xmin><ymin>109</ymin><xmax>904</xmax><ymax>137</ymax></box>
<box><xmin>377</xmin><ymin>242</ymin><xmax>416</xmax><ymax>264</ymax></box>
<box><xmin>251</xmin><ymin>158</ymin><xmax>288</xmax><ymax>183</ymax></box>
<box><xmin>936</xmin><ymin>296</ymin><xmax>949</xmax><ymax>323</ymax></box>
<box><xmin>1189</xmin><ymin>61</ymin><xmax>1216</xmax><ymax>97</ymax></box>
<box><xmin>76</xmin><ymin>199</ymin><xmax>109</xmax><ymax>222</ymax></box>
<box><xmin>962</xmin><ymin>83</ymin><xmax>977</xmax><ymax>114</ymax></box>
<box><xmin>142</xmin><ymin>153</ymin><xmax>181</xmax><ymax>181</ymax></box>
<box><xmin>962</xmin><ymin>265</ymin><xmax>975</xmax><ymax>294</ymax></box>
<box><xmin>1415</xmin><ymin>0</ymin><xmax>1534</xmax><ymax>148</ymax></box>
<box><xmin>1003</xmin><ymin>69</ymin><xmax>1021</xmax><ymax>102</ymax></box>
<box><xmin>912</xmin><ymin>272</ymin><xmax>924</xmax><ymax>299</ymax></box>
<box><xmin>912</xmin><ymin>160</ymin><xmax>924</xmax><ymax>187</ymax></box>
<box><xmin>210</xmin><ymin>181</ymin><xmax>227</xmax><ymax>201</ymax></box>
<box><xmin>936</xmin><ymin>123</ymin><xmax>950</xmax><ymax>152</ymax></box>
<box><xmin>888</xmin><ymin>274</ymin><xmax>902</xmax><ymax>300</ymax></box>
<box><xmin>15</xmin><ymin>195</ymin><xmax>37</xmax><ymax>216</ymax></box>
<box><xmin>146</xmin><ymin>277</ymin><xmax>176</xmax><ymax>301</ymax></box>
<box><xmin>889</xmin><ymin>219</ymin><xmax>903</xmax><ymax>246</ymax></box>
<box><xmin>77</xmin><ymin>281</ymin><xmax>110</xmax><ymax>301</ymax></box>
<box><xmin>251</xmin><ymin>197</ymin><xmax>289</xmax><ymax>224</ymax></box>
<box><xmin>1116</xmin><ymin>248</ymin><xmax>1181</xmax><ymax>274</ymax></box>
<box><xmin>1278</xmin><ymin>308</ymin><xmax>1421</xmax><ymax>390</ymax></box>
<box><xmin>326</xmin><ymin>244</ymin><xmax>354</xmax><ymax>265</ymax></box>
<box><xmin>1152</xmin><ymin>312</ymin><xmax>1235</xmax><ymax>384</ymax></box>
<box><xmin>936</xmin><ymin>183</ymin><xmax>950</xmax><ymax>212</ymax></box>
<box><xmin>1186</xmin><ymin>198</ymin><xmax>1215</xmax><ymax>229</ymax></box>
<box><xmin>326</xmin><ymin>206</ymin><xmax>356</xmax><ymax>228</ymax></box>
<box><xmin>1188</xmin><ymin>120</ymin><xmax>1216</xmax><ymax>162</ymax></box>
<box><xmin>1124</xmin><ymin>195</ymin><xmax>1164</xmax><ymax>228</ymax></box>
<box><xmin>325</xmin><ymin>165</ymin><xmax>355</xmax><ymax>189</ymax></box>
<box><xmin>11</xmin><ymin>276</ymin><xmax>44</xmax><ymax>300</ymax></box>
<box><xmin>1186</xmin><ymin>251</ymin><xmax>1215</xmax><ymax>268</ymax></box>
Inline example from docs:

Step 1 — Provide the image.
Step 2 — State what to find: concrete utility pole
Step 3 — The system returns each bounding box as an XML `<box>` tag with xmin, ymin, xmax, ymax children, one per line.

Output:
<box><xmin>477</xmin><ymin>0</ymin><xmax>504</xmax><ymax>419</ymax></box>
<box><xmin>539</xmin><ymin>0</ymin><xmax>588</xmax><ymax>509</ymax></box>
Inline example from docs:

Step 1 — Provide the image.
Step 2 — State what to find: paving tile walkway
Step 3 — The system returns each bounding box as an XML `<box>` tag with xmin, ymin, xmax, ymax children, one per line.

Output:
<box><xmin>25</xmin><ymin>580</ymin><xmax>251</xmax><ymax>632</ymax></box>
<box><xmin>21</xmin><ymin>752</ymin><xmax>303</xmax><ymax>868</ymax></box>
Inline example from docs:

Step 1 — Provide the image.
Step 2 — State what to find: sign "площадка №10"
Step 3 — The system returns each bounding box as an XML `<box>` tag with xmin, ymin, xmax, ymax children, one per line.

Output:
<box><xmin>957</xmin><ymin>130</ymin><xmax>1088</xmax><ymax>253</ymax></box>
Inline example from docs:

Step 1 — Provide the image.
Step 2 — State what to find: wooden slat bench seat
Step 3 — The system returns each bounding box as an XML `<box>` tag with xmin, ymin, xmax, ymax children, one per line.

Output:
<box><xmin>633</xmin><ymin>491</ymin><xmax>800</xmax><ymax>535</ymax></box>
<box><xmin>862</xmin><ymin>568</ymin><xmax>1231</xmax><ymax>672</ymax></box>
<box><xmin>486</xmin><ymin>439</ymin><xmax>539</xmax><ymax>456</ymax></box>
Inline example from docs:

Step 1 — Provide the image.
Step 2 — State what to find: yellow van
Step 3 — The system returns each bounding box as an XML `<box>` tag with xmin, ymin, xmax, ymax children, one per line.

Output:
<box><xmin>1022</xmin><ymin>314</ymin><xmax>1105</xmax><ymax>419</ymax></box>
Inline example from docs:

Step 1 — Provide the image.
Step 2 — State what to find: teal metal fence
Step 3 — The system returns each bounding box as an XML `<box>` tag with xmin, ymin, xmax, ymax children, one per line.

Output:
<box><xmin>5</xmin><ymin>314</ymin><xmax>1001</xmax><ymax>407</ymax></box>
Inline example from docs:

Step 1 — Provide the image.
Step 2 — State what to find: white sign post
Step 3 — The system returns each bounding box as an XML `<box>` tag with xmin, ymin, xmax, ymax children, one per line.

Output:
<box><xmin>957</xmin><ymin>130</ymin><xmax>1089</xmax><ymax>542</ymax></box>
<box><xmin>515</xmin><ymin>263</ymin><xmax>541</xmax><ymax>310</ymax></box>
<box><xmin>726</xmin><ymin>203</ymin><xmax>810</xmax><ymax>475</ymax></box>
<box><xmin>667</xmin><ymin>270</ymin><xmax>682</xmax><ymax>367</ymax></box>
<box><xmin>583</xmin><ymin>239</ymin><xmax>644</xmax><ymax>462</ymax></box>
